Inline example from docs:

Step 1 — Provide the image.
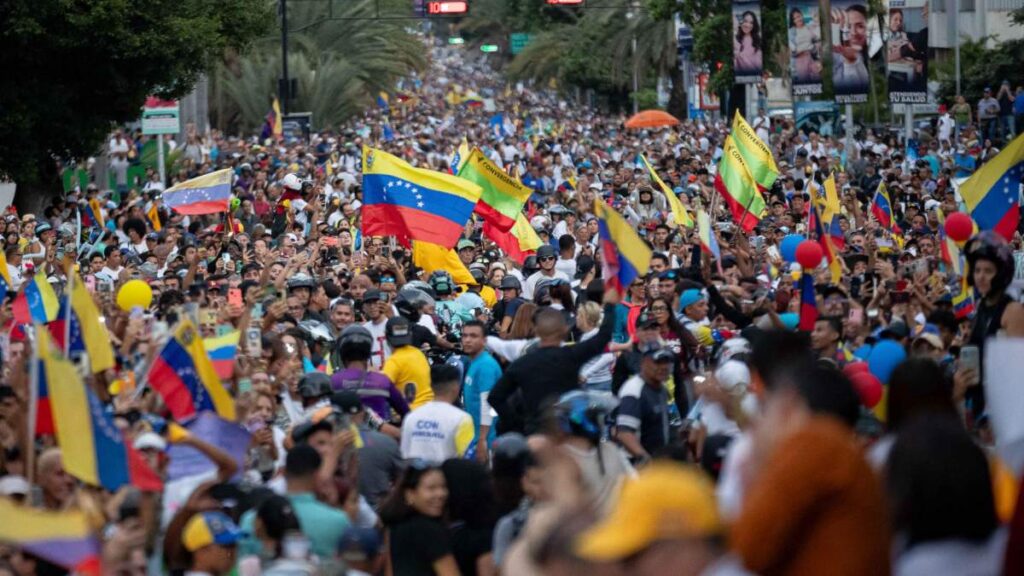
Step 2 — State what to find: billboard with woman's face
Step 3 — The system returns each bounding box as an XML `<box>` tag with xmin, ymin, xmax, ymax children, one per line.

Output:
<box><xmin>733</xmin><ymin>0</ymin><xmax>764</xmax><ymax>84</ymax></box>
<box><xmin>788</xmin><ymin>0</ymin><xmax>824</xmax><ymax>96</ymax></box>
<box><xmin>830</xmin><ymin>0</ymin><xmax>870</xmax><ymax>103</ymax></box>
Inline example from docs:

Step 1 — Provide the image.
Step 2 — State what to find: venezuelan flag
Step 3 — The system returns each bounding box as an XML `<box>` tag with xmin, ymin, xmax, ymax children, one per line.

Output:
<box><xmin>731</xmin><ymin>112</ymin><xmax>780</xmax><ymax>190</ymax></box>
<box><xmin>86</xmin><ymin>198</ymin><xmax>105</xmax><ymax>229</ymax></box>
<box><xmin>147</xmin><ymin>203</ymin><xmax>162</xmax><ymax>232</ymax></box>
<box><xmin>871</xmin><ymin>182</ymin><xmax>899</xmax><ymax>232</ymax></box>
<box><xmin>483</xmin><ymin>213</ymin><xmax>543</xmax><ymax>264</ymax></box>
<box><xmin>640</xmin><ymin>154</ymin><xmax>693</xmax><ymax>228</ymax></box>
<box><xmin>594</xmin><ymin>199</ymin><xmax>652</xmax><ymax>292</ymax></box>
<box><xmin>12</xmin><ymin>275</ymin><xmax>59</xmax><ymax>325</ymax></box>
<box><xmin>821</xmin><ymin>175</ymin><xmax>846</xmax><ymax>250</ymax></box>
<box><xmin>37</xmin><ymin>329</ymin><xmax>162</xmax><ymax>492</ymax></box>
<box><xmin>715</xmin><ymin>136</ymin><xmax>766</xmax><ymax>233</ymax></box>
<box><xmin>809</xmin><ymin>202</ymin><xmax>842</xmax><ymax>284</ymax></box>
<box><xmin>0</xmin><ymin>248</ymin><xmax>11</xmax><ymax>296</ymax></box>
<box><xmin>49</xmin><ymin>280</ymin><xmax>114</xmax><ymax>373</ymax></box>
<box><xmin>204</xmin><ymin>330</ymin><xmax>240</xmax><ymax>381</ymax></box>
<box><xmin>0</xmin><ymin>499</ymin><xmax>100</xmax><ymax>573</ymax></box>
<box><xmin>960</xmin><ymin>133</ymin><xmax>1024</xmax><ymax>240</ymax></box>
<box><xmin>450</xmin><ymin>137</ymin><xmax>470</xmax><ymax>175</ymax></box>
<box><xmin>696</xmin><ymin>208</ymin><xmax>721</xmax><ymax>261</ymax></box>
<box><xmin>163</xmin><ymin>169</ymin><xmax>233</xmax><ymax>216</ymax></box>
<box><xmin>377</xmin><ymin>92</ymin><xmax>390</xmax><ymax>111</ymax></box>
<box><xmin>148</xmin><ymin>320</ymin><xmax>236</xmax><ymax>421</ymax></box>
<box><xmin>798</xmin><ymin>273</ymin><xmax>819</xmax><ymax>331</ymax></box>
<box><xmin>361</xmin><ymin>146</ymin><xmax>482</xmax><ymax>248</ymax></box>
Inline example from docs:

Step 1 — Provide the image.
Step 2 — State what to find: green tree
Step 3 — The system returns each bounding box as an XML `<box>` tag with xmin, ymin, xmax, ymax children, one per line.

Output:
<box><xmin>215</xmin><ymin>0</ymin><xmax>429</xmax><ymax>132</ymax></box>
<box><xmin>0</xmin><ymin>0</ymin><xmax>272</xmax><ymax>202</ymax></box>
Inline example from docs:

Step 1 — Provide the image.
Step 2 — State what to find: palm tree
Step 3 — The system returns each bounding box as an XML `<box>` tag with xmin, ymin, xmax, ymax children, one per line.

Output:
<box><xmin>215</xmin><ymin>0</ymin><xmax>428</xmax><ymax>132</ymax></box>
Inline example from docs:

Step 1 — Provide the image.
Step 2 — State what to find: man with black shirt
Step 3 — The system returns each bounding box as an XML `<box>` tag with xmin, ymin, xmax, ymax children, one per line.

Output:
<box><xmin>616</xmin><ymin>345</ymin><xmax>675</xmax><ymax>461</ymax></box>
<box><xmin>489</xmin><ymin>289</ymin><xmax>618</xmax><ymax>434</ymax></box>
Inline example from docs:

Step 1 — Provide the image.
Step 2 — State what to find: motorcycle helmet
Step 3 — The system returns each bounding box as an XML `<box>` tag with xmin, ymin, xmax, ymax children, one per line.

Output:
<box><xmin>553</xmin><ymin>390</ymin><xmax>619</xmax><ymax>444</ymax></box>
<box><xmin>499</xmin><ymin>276</ymin><xmax>522</xmax><ymax>291</ymax></box>
<box><xmin>281</xmin><ymin>173</ymin><xmax>303</xmax><ymax>192</ymax></box>
<box><xmin>428</xmin><ymin>270</ymin><xmax>455</xmax><ymax>296</ymax></box>
<box><xmin>965</xmin><ymin>230</ymin><xmax>1014</xmax><ymax>295</ymax></box>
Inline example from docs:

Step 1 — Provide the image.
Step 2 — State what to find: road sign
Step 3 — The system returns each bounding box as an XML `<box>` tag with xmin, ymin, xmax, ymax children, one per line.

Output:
<box><xmin>480</xmin><ymin>44</ymin><xmax>499</xmax><ymax>53</ymax></box>
<box><xmin>423</xmin><ymin>1</ymin><xmax>468</xmax><ymax>15</ymax></box>
<box><xmin>510</xmin><ymin>33</ymin><xmax>534</xmax><ymax>55</ymax></box>
<box><xmin>448</xmin><ymin>37</ymin><xmax>465</xmax><ymax>45</ymax></box>
<box><xmin>141</xmin><ymin>97</ymin><xmax>180</xmax><ymax>135</ymax></box>
<box><xmin>546</xmin><ymin>0</ymin><xmax>584</xmax><ymax>5</ymax></box>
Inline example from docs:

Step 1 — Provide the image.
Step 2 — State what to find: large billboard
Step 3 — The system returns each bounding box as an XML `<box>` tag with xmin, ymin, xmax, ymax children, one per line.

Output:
<box><xmin>830</xmin><ymin>0</ymin><xmax>871</xmax><ymax>104</ymax></box>
<box><xmin>795</xmin><ymin>101</ymin><xmax>839</xmax><ymax>137</ymax></box>
<box><xmin>788</xmin><ymin>0</ymin><xmax>824</xmax><ymax>96</ymax></box>
<box><xmin>886</xmin><ymin>0</ymin><xmax>929</xmax><ymax>104</ymax></box>
<box><xmin>732</xmin><ymin>0</ymin><xmax>764</xmax><ymax>84</ymax></box>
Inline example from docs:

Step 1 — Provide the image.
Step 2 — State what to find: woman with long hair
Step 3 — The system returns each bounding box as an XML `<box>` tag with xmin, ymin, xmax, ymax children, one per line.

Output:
<box><xmin>734</xmin><ymin>10</ymin><xmax>763</xmax><ymax>73</ymax></box>
<box><xmin>789</xmin><ymin>7</ymin><xmax>820</xmax><ymax>81</ymax></box>
<box><xmin>379</xmin><ymin>462</ymin><xmax>460</xmax><ymax>576</ymax></box>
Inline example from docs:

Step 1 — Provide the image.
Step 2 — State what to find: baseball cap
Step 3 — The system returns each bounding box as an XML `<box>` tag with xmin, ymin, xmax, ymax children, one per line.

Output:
<box><xmin>133</xmin><ymin>432</ymin><xmax>167</xmax><ymax>452</ymax></box>
<box><xmin>385</xmin><ymin>316</ymin><xmax>413</xmax><ymax>347</ymax></box>
<box><xmin>678</xmin><ymin>288</ymin><xmax>705</xmax><ymax>310</ymax></box>
<box><xmin>881</xmin><ymin>319</ymin><xmax>910</xmax><ymax>340</ymax></box>
<box><xmin>0</xmin><ymin>475</ymin><xmax>31</xmax><ymax>497</ymax></box>
<box><xmin>634</xmin><ymin>309</ymin><xmax>659</xmax><ymax>330</ymax></box>
<box><xmin>641</xmin><ymin>346</ymin><xmax>675</xmax><ymax>363</ymax></box>
<box><xmin>362</xmin><ymin>289</ymin><xmax>386</xmax><ymax>303</ymax></box>
<box><xmin>181</xmin><ymin>511</ymin><xmax>246</xmax><ymax>552</ymax></box>
<box><xmin>575</xmin><ymin>462</ymin><xmax>722</xmax><ymax>561</ymax></box>
<box><xmin>331</xmin><ymin>390</ymin><xmax>363</xmax><ymax>415</ymax></box>
<box><xmin>456</xmin><ymin>239</ymin><xmax>476</xmax><ymax>251</ymax></box>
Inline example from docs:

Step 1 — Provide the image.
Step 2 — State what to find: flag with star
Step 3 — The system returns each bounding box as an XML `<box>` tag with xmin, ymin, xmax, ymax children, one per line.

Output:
<box><xmin>361</xmin><ymin>146</ymin><xmax>482</xmax><ymax>248</ymax></box>
<box><xmin>162</xmin><ymin>169</ymin><xmax>233</xmax><ymax>216</ymax></box>
<box><xmin>960</xmin><ymin>133</ymin><xmax>1024</xmax><ymax>240</ymax></box>
<box><xmin>147</xmin><ymin>319</ymin><xmax>236</xmax><ymax>421</ymax></box>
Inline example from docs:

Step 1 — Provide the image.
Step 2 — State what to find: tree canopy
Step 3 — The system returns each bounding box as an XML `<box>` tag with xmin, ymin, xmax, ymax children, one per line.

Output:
<box><xmin>0</xmin><ymin>0</ymin><xmax>272</xmax><ymax>191</ymax></box>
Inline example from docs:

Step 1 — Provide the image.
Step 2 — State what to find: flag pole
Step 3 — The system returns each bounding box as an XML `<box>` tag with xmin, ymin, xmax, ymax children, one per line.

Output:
<box><xmin>26</xmin><ymin>326</ymin><xmax>39</xmax><ymax>486</ymax></box>
<box><xmin>737</xmin><ymin>194</ymin><xmax>756</xmax><ymax>231</ymax></box>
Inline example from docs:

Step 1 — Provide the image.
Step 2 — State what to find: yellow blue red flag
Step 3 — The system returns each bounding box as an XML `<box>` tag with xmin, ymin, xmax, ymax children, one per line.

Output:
<box><xmin>960</xmin><ymin>133</ymin><xmax>1024</xmax><ymax>240</ymax></box>
<box><xmin>594</xmin><ymin>199</ymin><xmax>652</xmax><ymax>292</ymax></box>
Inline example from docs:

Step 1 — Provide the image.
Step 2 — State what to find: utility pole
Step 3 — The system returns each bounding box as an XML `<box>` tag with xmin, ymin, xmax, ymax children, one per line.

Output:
<box><xmin>280</xmin><ymin>0</ymin><xmax>290</xmax><ymax>114</ymax></box>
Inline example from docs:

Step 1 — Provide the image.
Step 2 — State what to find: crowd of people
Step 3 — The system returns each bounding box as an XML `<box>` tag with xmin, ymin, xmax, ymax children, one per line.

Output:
<box><xmin>2</xmin><ymin>36</ymin><xmax>1024</xmax><ymax>576</ymax></box>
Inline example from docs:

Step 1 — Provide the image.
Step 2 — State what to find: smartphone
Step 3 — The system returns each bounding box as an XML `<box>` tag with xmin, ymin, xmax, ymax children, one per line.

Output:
<box><xmin>245</xmin><ymin>327</ymin><xmax>262</xmax><ymax>357</ymax></box>
<box><xmin>750</xmin><ymin>235</ymin><xmax>765</xmax><ymax>250</ymax></box>
<box><xmin>228</xmin><ymin>288</ymin><xmax>243</xmax><ymax>307</ymax></box>
<box><xmin>848</xmin><ymin>307</ymin><xmax>864</xmax><ymax>325</ymax></box>
<box><xmin>221</xmin><ymin>253</ymin><xmax>231</xmax><ymax>263</ymax></box>
<box><xmin>960</xmin><ymin>345</ymin><xmax>980</xmax><ymax>385</ymax></box>
<box><xmin>322</xmin><ymin>236</ymin><xmax>339</xmax><ymax>247</ymax></box>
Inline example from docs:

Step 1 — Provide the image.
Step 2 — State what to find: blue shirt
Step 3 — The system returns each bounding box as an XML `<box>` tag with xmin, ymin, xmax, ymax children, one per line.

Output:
<box><xmin>1015</xmin><ymin>93</ymin><xmax>1024</xmax><ymax>115</ymax></box>
<box><xmin>462</xmin><ymin>351</ymin><xmax>502</xmax><ymax>445</ymax></box>
<box><xmin>239</xmin><ymin>492</ymin><xmax>350</xmax><ymax>560</ymax></box>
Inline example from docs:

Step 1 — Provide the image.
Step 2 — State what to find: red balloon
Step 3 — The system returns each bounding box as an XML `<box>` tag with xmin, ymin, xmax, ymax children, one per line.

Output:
<box><xmin>850</xmin><ymin>371</ymin><xmax>883</xmax><ymax>408</ymax></box>
<box><xmin>795</xmin><ymin>241</ymin><xmax>824</xmax><ymax>269</ymax></box>
<box><xmin>843</xmin><ymin>361</ymin><xmax>870</xmax><ymax>376</ymax></box>
<box><xmin>945</xmin><ymin>212</ymin><xmax>974</xmax><ymax>243</ymax></box>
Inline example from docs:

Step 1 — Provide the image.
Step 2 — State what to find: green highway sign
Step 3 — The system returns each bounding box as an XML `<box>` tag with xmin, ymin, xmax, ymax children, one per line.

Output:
<box><xmin>510</xmin><ymin>33</ymin><xmax>534</xmax><ymax>55</ymax></box>
<box><xmin>480</xmin><ymin>44</ymin><xmax>499</xmax><ymax>53</ymax></box>
<box><xmin>448</xmin><ymin>37</ymin><xmax>465</xmax><ymax>45</ymax></box>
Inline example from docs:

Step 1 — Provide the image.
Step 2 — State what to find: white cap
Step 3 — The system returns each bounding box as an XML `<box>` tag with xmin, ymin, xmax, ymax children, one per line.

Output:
<box><xmin>715</xmin><ymin>360</ymin><xmax>751</xmax><ymax>395</ymax></box>
<box><xmin>0</xmin><ymin>475</ymin><xmax>31</xmax><ymax>497</ymax></box>
<box><xmin>924</xmin><ymin>199</ymin><xmax>941</xmax><ymax>212</ymax></box>
<box><xmin>133</xmin><ymin>432</ymin><xmax>167</xmax><ymax>452</ymax></box>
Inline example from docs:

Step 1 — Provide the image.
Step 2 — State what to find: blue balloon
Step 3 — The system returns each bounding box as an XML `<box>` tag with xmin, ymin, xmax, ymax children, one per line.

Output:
<box><xmin>778</xmin><ymin>312</ymin><xmax>799</xmax><ymax>330</ymax></box>
<box><xmin>780</xmin><ymin>234</ymin><xmax>806</xmax><ymax>262</ymax></box>
<box><xmin>867</xmin><ymin>340</ymin><xmax>907</xmax><ymax>384</ymax></box>
<box><xmin>853</xmin><ymin>344</ymin><xmax>874</xmax><ymax>360</ymax></box>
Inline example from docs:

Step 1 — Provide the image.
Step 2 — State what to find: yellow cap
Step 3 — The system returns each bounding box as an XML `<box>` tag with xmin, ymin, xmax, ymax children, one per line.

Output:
<box><xmin>575</xmin><ymin>462</ymin><xmax>721</xmax><ymax>562</ymax></box>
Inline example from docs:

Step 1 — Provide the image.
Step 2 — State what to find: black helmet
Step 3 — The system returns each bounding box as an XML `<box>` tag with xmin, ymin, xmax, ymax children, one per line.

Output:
<box><xmin>536</xmin><ymin>245</ymin><xmax>557</xmax><ymax>260</ymax></box>
<box><xmin>338</xmin><ymin>325</ymin><xmax>373</xmax><ymax>358</ymax></box>
<box><xmin>469</xmin><ymin>268</ymin><xmax>486</xmax><ymax>285</ymax></box>
<box><xmin>522</xmin><ymin>255</ymin><xmax>540</xmax><ymax>277</ymax></box>
<box><xmin>499</xmin><ymin>276</ymin><xmax>522</xmax><ymax>291</ymax></box>
<box><xmin>428</xmin><ymin>270</ymin><xmax>455</xmax><ymax>296</ymax></box>
<box><xmin>385</xmin><ymin>316</ymin><xmax>414</xmax><ymax>347</ymax></box>
<box><xmin>965</xmin><ymin>231</ymin><xmax>1015</xmax><ymax>295</ymax></box>
<box><xmin>297</xmin><ymin>372</ymin><xmax>333</xmax><ymax>400</ymax></box>
<box><xmin>553</xmin><ymin>390</ymin><xmax>619</xmax><ymax>443</ymax></box>
<box><xmin>393</xmin><ymin>291</ymin><xmax>421</xmax><ymax>322</ymax></box>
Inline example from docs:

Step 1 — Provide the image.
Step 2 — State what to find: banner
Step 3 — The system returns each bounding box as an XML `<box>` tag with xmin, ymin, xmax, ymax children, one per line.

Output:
<box><xmin>732</xmin><ymin>0</ymin><xmax>764</xmax><ymax>84</ymax></box>
<box><xmin>787</xmin><ymin>0</ymin><xmax>824</xmax><ymax>96</ymax></box>
<box><xmin>699</xmin><ymin>73</ymin><xmax>720</xmax><ymax>111</ymax></box>
<box><xmin>795</xmin><ymin>101</ymin><xmax>838</xmax><ymax>137</ymax></box>
<box><xmin>830</xmin><ymin>0</ymin><xmax>871</xmax><ymax>103</ymax></box>
<box><xmin>886</xmin><ymin>0</ymin><xmax>929</xmax><ymax>104</ymax></box>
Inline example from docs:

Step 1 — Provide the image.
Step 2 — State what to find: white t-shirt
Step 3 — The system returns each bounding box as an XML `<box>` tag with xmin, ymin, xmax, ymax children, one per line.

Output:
<box><xmin>363</xmin><ymin>318</ymin><xmax>390</xmax><ymax>368</ymax></box>
<box><xmin>522</xmin><ymin>269</ymin><xmax>570</xmax><ymax>300</ymax></box>
<box><xmin>400</xmin><ymin>401</ymin><xmax>474</xmax><ymax>463</ymax></box>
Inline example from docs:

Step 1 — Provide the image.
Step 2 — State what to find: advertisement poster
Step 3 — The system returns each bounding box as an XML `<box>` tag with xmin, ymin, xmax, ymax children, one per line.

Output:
<box><xmin>830</xmin><ymin>0</ymin><xmax>871</xmax><ymax>103</ymax></box>
<box><xmin>699</xmin><ymin>73</ymin><xmax>721</xmax><ymax>111</ymax></box>
<box><xmin>887</xmin><ymin>0</ymin><xmax>929</xmax><ymax>103</ymax></box>
<box><xmin>732</xmin><ymin>0</ymin><xmax>764</xmax><ymax>84</ymax></box>
<box><xmin>795</xmin><ymin>101</ymin><xmax>838</xmax><ymax>137</ymax></box>
<box><xmin>788</xmin><ymin>0</ymin><xmax>824</xmax><ymax>96</ymax></box>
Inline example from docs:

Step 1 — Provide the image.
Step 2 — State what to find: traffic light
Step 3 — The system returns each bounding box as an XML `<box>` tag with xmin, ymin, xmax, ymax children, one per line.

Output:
<box><xmin>546</xmin><ymin>0</ymin><xmax>584</xmax><ymax>4</ymax></box>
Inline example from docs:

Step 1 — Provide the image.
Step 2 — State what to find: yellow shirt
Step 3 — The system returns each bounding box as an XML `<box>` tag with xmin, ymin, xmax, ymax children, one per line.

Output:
<box><xmin>382</xmin><ymin>345</ymin><xmax>433</xmax><ymax>409</ymax></box>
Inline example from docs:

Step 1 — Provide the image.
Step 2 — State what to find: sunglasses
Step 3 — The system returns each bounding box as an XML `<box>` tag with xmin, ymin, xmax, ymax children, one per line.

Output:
<box><xmin>538</xmin><ymin>256</ymin><xmax>556</xmax><ymax>262</ymax></box>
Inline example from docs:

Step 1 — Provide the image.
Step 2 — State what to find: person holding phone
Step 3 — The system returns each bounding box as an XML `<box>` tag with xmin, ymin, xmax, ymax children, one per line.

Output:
<box><xmin>962</xmin><ymin>232</ymin><xmax>1024</xmax><ymax>420</ymax></box>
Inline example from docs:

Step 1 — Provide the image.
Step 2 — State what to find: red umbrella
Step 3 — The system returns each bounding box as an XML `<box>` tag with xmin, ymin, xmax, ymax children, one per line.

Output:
<box><xmin>625</xmin><ymin>110</ymin><xmax>680</xmax><ymax>129</ymax></box>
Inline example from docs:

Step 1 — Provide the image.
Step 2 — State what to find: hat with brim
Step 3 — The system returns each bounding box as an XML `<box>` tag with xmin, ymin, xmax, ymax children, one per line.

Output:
<box><xmin>576</xmin><ymin>462</ymin><xmax>721</xmax><ymax>561</ymax></box>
